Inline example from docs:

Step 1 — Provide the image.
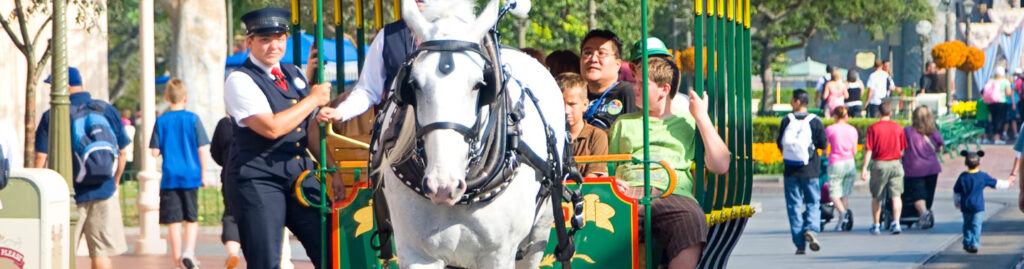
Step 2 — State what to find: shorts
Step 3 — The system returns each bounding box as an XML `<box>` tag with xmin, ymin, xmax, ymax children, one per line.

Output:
<box><xmin>903</xmin><ymin>175</ymin><xmax>933</xmax><ymax>202</ymax></box>
<box><xmin>869</xmin><ymin>160</ymin><xmax>904</xmax><ymax>199</ymax></box>
<box><xmin>160</xmin><ymin>188</ymin><xmax>199</xmax><ymax>224</ymax></box>
<box><xmin>827</xmin><ymin>159</ymin><xmax>857</xmax><ymax>198</ymax></box>
<box><xmin>628</xmin><ymin>187</ymin><xmax>708</xmax><ymax>258</ymax></box>
<box><xmin>75</xmin><ymin>194</ymin><xmax>128</xmax><ymax>258</ymax></box>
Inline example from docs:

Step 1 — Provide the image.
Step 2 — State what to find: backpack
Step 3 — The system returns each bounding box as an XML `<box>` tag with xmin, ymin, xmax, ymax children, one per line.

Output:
<box><xmin>0</xmin><ymin>144</ymin><xmax>9</xmax><ymax>190</ymax></box>
<box><xmin>781</xmin><ymin>113</ymin><xmax>816</xmax><ymax>166</ymax></box>
<box><xmin>70</xmin><ymin>101</ymin><xmax>119</xmax><ymax>185</ymax></box>
<box><xmin>982</xmin><ymin>80</ymin><xmax>1001</xmax><ymax>104</ymax></box>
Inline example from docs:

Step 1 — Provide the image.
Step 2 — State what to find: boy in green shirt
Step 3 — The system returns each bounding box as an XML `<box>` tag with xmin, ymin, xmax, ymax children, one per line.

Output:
<box><xmin>608</xmin><ymin>38</ymin><xmax>731</xmax><ymax>268</ymax></box>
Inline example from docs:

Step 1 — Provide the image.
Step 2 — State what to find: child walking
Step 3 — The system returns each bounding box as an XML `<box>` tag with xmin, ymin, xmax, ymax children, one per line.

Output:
<box><xmin>150</xmin><ymin>78</ymin><xmax>210</xmax><ymax>268</ymax></box>
<box><xmin>954</xmin><ymin>150</ymin><xmax>1013</xmax><ymax>253</ymax></box>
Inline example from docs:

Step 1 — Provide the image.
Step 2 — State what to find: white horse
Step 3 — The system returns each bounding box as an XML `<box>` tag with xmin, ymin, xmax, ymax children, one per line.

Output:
<box><xmin>373</xmin><ymin>0</ymin><xmax>567</xmax><ymax>267</ymax></box>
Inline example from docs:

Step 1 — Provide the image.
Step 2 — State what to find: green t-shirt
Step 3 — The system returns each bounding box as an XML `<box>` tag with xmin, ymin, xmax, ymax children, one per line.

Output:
<box><xmin>608</xmin><ymin>111</ymin><xmax>696</xmax><ymax>199</ymax></box>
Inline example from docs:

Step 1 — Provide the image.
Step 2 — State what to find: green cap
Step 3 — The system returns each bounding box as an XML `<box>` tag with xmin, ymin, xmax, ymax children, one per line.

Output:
<box><xmin>630</xmin><ymin>37</ymin><xmax>671</xmax><ymax>62</ymax></box>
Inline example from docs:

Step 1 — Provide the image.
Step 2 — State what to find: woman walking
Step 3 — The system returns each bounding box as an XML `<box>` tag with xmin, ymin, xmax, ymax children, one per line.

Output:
<box><xmin>982</xmin><ymin>67</ymin><xmax>1012</xmax><ymax>144</ymax></box>
<box><xmin>844</xmin><ymin>69</ymin><xmax>865</xmax><ymax>118</ymax></box>
<box><xmin>901</xmin><ymin>106</ymin><xmax>943</xmax><ymax>228</ymax></box>
<box><xmin>825</xmin><ymin>106</ymin><xmax>858</xmax><ymax>231</ymax></box>
<box><xmin>823</xmin><ymin>69</ymin><xmax>849</xmax><ymax>119</ymax></box>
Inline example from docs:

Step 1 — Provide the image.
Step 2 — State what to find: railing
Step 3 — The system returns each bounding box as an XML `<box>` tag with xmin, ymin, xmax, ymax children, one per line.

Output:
<box><xmin>119</xmin><ymin>169</ymin><xmax>225</xmax><ymax>226</ymax></box>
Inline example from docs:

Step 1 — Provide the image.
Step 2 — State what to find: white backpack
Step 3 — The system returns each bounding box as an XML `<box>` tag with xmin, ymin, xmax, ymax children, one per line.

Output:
<box><xmin>782</xmin><ymin>113</ymin><xmax>816</xmax><ymax>166</ymax></box>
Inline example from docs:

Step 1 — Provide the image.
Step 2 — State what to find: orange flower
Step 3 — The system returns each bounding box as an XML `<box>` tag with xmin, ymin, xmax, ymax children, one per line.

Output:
<box><xmin>959</xmin><ymin>46</ymin><xmax>985</xmax><ymax>72</ymax></box>
<box><xmin>932</xmin><ymin>41</ymin><xmax>967</xmax><ymax>69</ymax></box>
<box><xmin>678</xmin><ymin>46</ymin><xmax>717</xmax><ymax>76</ymax></box>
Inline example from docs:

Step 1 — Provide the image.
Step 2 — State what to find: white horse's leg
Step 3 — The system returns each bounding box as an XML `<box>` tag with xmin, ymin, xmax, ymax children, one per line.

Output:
<box><xmin>396</xmin><ymin>243</ymin><xmax>447</xmax><ymax>269</ymax></box>
<box><xmin>515</xmin><ymin>197</ymin><xmax>552</xmax><ymax>269</ymax></box>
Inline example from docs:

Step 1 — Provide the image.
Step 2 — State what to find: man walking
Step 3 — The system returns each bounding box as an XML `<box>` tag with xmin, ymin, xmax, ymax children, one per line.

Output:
<box><xmin>777</xmin><ymin>89</ymin><xmax>828</xmax><ymax>255</ymax></box>
<box><xmin>866</xmin><ymin>60</ymin><xmax>896</xmax><ymax>118</ymax></box>
<box><xmin>34</xmin><ymin>67</ymin><xmax>131</xmax><ymax>269</ymax></box>
<box><xmin>862</xmin><ymin>105</ymin><xmax>908</xmax><ymax>234</ymax></box>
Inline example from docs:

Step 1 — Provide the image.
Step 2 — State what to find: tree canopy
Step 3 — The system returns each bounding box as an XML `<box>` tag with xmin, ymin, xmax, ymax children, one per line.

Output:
<box><xmin>751</xmin><ymin>0</ymin><xmax>933</xmax><ymax>112</ymax></box>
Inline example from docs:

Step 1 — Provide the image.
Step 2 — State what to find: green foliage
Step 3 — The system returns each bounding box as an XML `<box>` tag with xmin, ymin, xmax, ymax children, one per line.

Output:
<box><xmin>496</xmin><ymin>0</ymin><xmax>687</xmax><ymax>53</ymax></box>
<box><xmin>107</xmin><ymin>0</ymin><xmax>173</xmax><ymax>111</ymax></box>
<box><xmin>753</xmin><ymin>116</ymin><xmax>910</xmax><ymax>143</ymax></box>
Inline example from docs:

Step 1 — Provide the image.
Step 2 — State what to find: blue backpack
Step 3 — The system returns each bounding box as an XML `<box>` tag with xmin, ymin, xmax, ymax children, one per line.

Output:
<box><xmin>70</xmin><ymin>101</ymin><xmax>119</xmax><ymax>185</ymax></box>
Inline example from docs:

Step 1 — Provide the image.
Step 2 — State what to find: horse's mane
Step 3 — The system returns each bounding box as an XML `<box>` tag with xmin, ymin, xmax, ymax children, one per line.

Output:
<box><xmin>373</xmin><ymin>106</ymin><xmax>418</xmax><ymax>177</ymax></box>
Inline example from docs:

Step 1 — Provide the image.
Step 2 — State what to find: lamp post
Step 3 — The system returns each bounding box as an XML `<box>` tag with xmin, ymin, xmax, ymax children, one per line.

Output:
<box><xmin>965</xmin><ymin>0</ymin><xmax>975</xmax><ymax>100</ymax></box>
<box><xmin>942</xmin><ymin>0</ymin><xmax>955</xmax><ymax>108</ymax></box>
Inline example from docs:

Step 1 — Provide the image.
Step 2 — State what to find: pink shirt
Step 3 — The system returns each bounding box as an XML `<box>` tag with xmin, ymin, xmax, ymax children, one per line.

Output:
<box><xmin>825</xmin><ymin>122</ymin><xmax>859</xmax><ymax>162</ymax></box>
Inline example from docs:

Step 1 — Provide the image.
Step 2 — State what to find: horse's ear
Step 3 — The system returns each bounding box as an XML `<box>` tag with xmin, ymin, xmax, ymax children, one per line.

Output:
<box><xmin>402</xmin><ymin>0</ymin><xmax>434</xmax><ymax>41</ymax></box>
<box><xmin>960</xmin><ymin>150</ymin><xmax>969</xmax><ymax>157</ymax></box>
<box><xmin>470</xmin><ymin>0</ymin><xmax>500</xmax><ymax>40</ymax></box>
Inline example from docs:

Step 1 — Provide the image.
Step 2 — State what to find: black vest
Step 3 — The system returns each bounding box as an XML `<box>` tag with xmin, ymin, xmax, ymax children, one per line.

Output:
<box><xmin>228</xmin><ymin>59</ymin><xmax>314</xmax><ymax>181</ymax></box>
<box><xmin>381</xmin><ymin>19</ymin><xmax>414</xmax><ymax>109</ymax></box>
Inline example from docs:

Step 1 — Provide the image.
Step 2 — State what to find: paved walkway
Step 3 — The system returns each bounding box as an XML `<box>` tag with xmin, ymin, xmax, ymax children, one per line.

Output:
<box><xmin>732</xmin><ymin>144</ymin><xmax>1024</xmax><ymax>268</ymax></box>
<box><xmin>75</xmin><ymin>232</ymin><xmax>315</xmax><ymax>268</ymax></box>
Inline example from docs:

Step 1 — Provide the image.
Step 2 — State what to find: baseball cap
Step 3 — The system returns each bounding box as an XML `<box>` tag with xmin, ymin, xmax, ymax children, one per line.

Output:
<box><xmin>630</xmin><ymin>37</ymin><xmax>671</xmax><ymax>62</ymax></box>
<box><xmin>44</xmin><ymin>67</ymin><xmax>82</xmax><ymax>87</ymax></box>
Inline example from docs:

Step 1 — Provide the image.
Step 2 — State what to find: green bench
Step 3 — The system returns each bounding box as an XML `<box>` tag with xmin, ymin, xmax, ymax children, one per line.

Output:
<box><xmin>936</xmin><ymin>114</ymin><xmax>984</xmax><ymax>162</ymax></box>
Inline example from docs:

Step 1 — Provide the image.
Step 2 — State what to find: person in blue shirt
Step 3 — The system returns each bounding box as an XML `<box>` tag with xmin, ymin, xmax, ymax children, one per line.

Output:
<box><xmin>954</xmin><ymin>150</ymin><xmax>1014</xmax><ymax>253</ymax></box>
<box><xmin>149</xmin><ymin>78</ymin><xmax>210</xmax><ymax>268</ymax></box>
<box><xmin>34</xmin><ymin>67</ymin><xmax>131</xmax><ymax>269</ymax></box>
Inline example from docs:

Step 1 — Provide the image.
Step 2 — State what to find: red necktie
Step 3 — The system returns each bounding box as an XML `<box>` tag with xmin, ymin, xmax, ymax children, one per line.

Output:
<box><xmin>271</xmin><ymin>67</ymin><xmax>288</xmax><ymax>91</ymax></box>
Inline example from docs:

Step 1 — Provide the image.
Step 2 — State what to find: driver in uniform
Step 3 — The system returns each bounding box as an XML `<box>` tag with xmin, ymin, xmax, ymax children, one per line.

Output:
<box><xmin>223</xmin><ymin>7</ymin><xmax>331</xmax><ymax>268</ymax></box>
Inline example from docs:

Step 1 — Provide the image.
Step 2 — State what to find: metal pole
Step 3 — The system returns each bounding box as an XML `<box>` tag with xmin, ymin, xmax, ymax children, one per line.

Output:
<box><xmin>966</xmin><ymin>20</ymin><xmax>972</xmax><ymax>100</ymax></box>
<box><xmin>313</xmin><ymin>0</ymin><xmax>330</xmax><ymax>267</ymax></box>
<box><xmin>374</xmin><ymin>0</ymin><xmax>384</xmax><ymax>30</ymax></box>
<box><xmin>702</xmin><ymin>0</ymin><xmax>717</xmax><ymax>215</ymax></box>
<box><xmin>714</xmin><ymin>0</ymin><xmax>727</xmax><ymax>217</ymax></box>
<box><xmin>335</xmin><ymin>0</ymin><xmax>345</xmax><ymax>94</ymax></box>
<box><xmin>743</xmin><ymin>0</ymin><xmax>753</xmax><ymax>207</ymax></box>
<box><xmin>292</xmin><ymin>0</ymin><xmax>303</xmax><ymax>66</ymax></box>
<box><xmin>640</xmin><ymin>0</ymin><xmax>654</xmax><ymax>266</ymax></box>
<box><xmin>50</xmin><ymin>0</ymin><xmax>75</xmax><ymax>267</ymax></box>
<box><xmin>693</xmin><ymin>0</ymin><xmax>707</xmax><ymax>212</ymax></box>
<box><xmin>726</xmin><ymin>0</ymin><xmax>737</xmax><ymax>218</ymax></box>
<box><xmin>356</xmin><ymin>0</ymin><xmax>366</xmax><ymax>70</ymax></box>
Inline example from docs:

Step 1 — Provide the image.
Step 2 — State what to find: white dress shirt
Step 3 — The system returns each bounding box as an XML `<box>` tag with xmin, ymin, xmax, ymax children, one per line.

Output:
<box><xmin>332</xmin><ymin>32</ymin><xmax>387</xmax><ymax>121</ymax></box>
<box><xmin>224</xmin><ymin>55</ymin><xmax>289</xmax><ymax>127</ymax></box>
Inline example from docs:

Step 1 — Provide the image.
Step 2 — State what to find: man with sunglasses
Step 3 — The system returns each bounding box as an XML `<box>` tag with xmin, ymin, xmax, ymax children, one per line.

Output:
<box><xmin>578</xmin><ymin>29</ymin><xmax>640</xmax><ymax>129</ymax></box>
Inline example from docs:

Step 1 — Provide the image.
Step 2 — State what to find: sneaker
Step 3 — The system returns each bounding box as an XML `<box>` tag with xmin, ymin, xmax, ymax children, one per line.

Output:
<box><xmin>918</xmin><ymin>210</ymin><xmax>933</xmax><ymax>229</ymax></box>
<box><xmin>795</xmin><ymin>248</ymin><xmax>806</xmax><ymax>255</ymax></box>
<box><xmin>964</xmin><ymin>245</ymin><xmax>979</xmax><ymax>253</ymax></box>
<box><xmin>890</xmin><ymin>223</ymin><xmax>902</xmax><ymax>235</ymax></box>
<box><xmin>225</xmin><ymin>255</ymin><xmax>240</xmax><ymax>269</ymax></box>
<box><xmin>870</xmin><ymin>224</ymin><xmax>881</xmax><ymax>235</ymax></box>
<box><xmin>804</xmin><ymin>230</ymin><xmax>821</xmax><ymax>251</ymax></box>
<box><xmin>182</xmin><ymin>256</ymin><xmax>199</xmax><ymax>269</ymax></box>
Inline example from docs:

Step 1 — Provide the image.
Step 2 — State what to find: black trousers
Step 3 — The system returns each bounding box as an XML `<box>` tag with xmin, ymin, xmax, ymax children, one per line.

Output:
<box><xmin>866</xmin><ymin>104</ymin><xmax>881</xmax><ymax>118</ymax></box>
<box><xmin>233</xmin><ymin>177</ymin><xmax>324</xmax><ymax>268</ymax></box>
<box><xmin>221</xmin><ymin>171</ymin><xmax>239</xmax><ymax>244</ymax></box>
<box><xmin>847</xmin><ymin>105</ymin><xmax>863</xmax><ymax>118</ymax></box>
<box><xmin>988</xmin><ymin>103</ymin><xmax>1007</xmax><ymax>138</ymax></box>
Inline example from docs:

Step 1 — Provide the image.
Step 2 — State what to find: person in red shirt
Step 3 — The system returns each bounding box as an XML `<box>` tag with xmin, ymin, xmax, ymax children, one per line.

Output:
<box><xmin>861</xmin><ymin>104</ymin><xmax>908</xmax><ymax>235</ymax></box>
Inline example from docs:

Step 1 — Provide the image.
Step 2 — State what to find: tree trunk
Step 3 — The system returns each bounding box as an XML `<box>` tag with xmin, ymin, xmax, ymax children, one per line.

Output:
<box><xmin>759</xmin><ymin>45</ymin><xmax>776</xmax><ymax>115</ymax></box>
<box><xmin>23</xmin><ymin>67</ymin><xmax>37</xmax><ymax>168</ymax></box>
<box><xmin>159</xmin><ymin>0</ymin><xmax>227</xmax><ymax>134</ymax></box>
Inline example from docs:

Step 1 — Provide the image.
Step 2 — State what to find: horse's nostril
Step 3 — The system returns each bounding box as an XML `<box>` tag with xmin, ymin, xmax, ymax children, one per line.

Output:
<box><xmin>421</xmin><ymin>180</ymin><xmax>434</xmax><ymax>195</ymax></box>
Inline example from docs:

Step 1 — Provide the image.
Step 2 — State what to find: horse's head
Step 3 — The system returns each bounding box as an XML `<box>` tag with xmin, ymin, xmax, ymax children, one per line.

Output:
<box><xmin>398</xmin><ymin>0</ymin><xmax>500</xmax><ymax>206</ymax></box>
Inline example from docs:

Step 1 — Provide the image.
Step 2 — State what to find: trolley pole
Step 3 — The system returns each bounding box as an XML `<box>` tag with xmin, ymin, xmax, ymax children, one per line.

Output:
<box><xmin>640</xmin><ymin>0</ymin><xmax>654</xmax><ymax>266</ymax></box>
<box><xmin>292</xmin><ymin>0</ymin><xmax>303</xmax><ymax>66</ymax></box>
<box><xmin>693</xmin><ymin>0</ymin><xmax>707</xmax><ymax>216</ymax></box>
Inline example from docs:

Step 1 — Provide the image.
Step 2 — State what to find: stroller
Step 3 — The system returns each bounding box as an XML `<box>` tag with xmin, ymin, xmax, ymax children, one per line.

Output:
<box><xmin>880</xmin><ymin>180</ymin><xmax>935</xmax><ymax>230</ymax></box>
<box><xmin>820</xmin><ymin>157</ymin><xmax>854</xmax><ymax>232</ymax></box>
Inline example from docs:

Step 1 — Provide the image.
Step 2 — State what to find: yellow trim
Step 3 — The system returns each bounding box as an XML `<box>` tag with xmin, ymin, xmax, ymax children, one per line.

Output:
<box><xmin>374</xmin><ymin>0</ymin><xmax>384</xmax><ymax>29</ymax></box>
<box><xmin>574</xmin><ymin>154</ymin><xmax>633</xmax><ymax>163</ymax></box>
<box><xmin>695</xmin><ymin>0</ymin><xmax>703</xmax><ymax>16</ymax></box>
<box><xmin>707</xmin><ymin>0</ymin><xmax>714</xmax><ymax>17</ymax></box>
<box><xmin>312</xmin><ymin>0</ymin><xmax>318</xmax><ymax>22</ymax></box>
<box><xmin>393</xmin><ymin>0</ymin><xmax>401</xmax><ymax>21</ymax></box>
<box><xmin>334</xmin><ymin>0</ymin><xmax>342</xmax><ymax>25</ymax></box>
<box><xmin>291</xmin><ymin>0</ymin><xmax>300</xmax><ymax>25</ymax></box>
<box><xmin>727</xmin><ymin>0</ymin><xmax>734</xmax><ymax>21</ymax></box>
<box><xmin>744</xmin><ymin>0</ymin><xmax>751</xmax><ymax>28</ymax></box>
<box><xmin>294</xmin><ymin>170</ymin><xmax>313</xmax><ymax>207</ymax></box>
<box><xmin>968</xmin><ymin>168</ymin><xmax>980</xmax><ymax>173</ymax></box>
<box><xmin>355</xmin><ymin>0</ymin><xmax>364</xmax><ymax>28</ymax></box>
<box><xmin>717</xmin><ymin>0</ymin><xmax>724</xmax><ymax>18</ymax></box>
<box><xmin>337</xmin><ymin>161</ymin><xmax>368</xmax><ymax>169</ymax></box>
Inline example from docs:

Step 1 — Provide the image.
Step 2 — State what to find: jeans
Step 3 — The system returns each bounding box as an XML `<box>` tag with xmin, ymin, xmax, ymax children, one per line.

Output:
<box><xmin>784</xmin><ymin>176</ymin><xmax>821</xmax><ymax>248</ymax></box>
<box><xmin>866</xmin><ymin>104</ymin><xmax>881</xmax><ymax>118</ymax></box>
<box><xmin>962</xmin><ymin>211</ymin><xmax>984</xmax><ymax>248</ymax></box>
